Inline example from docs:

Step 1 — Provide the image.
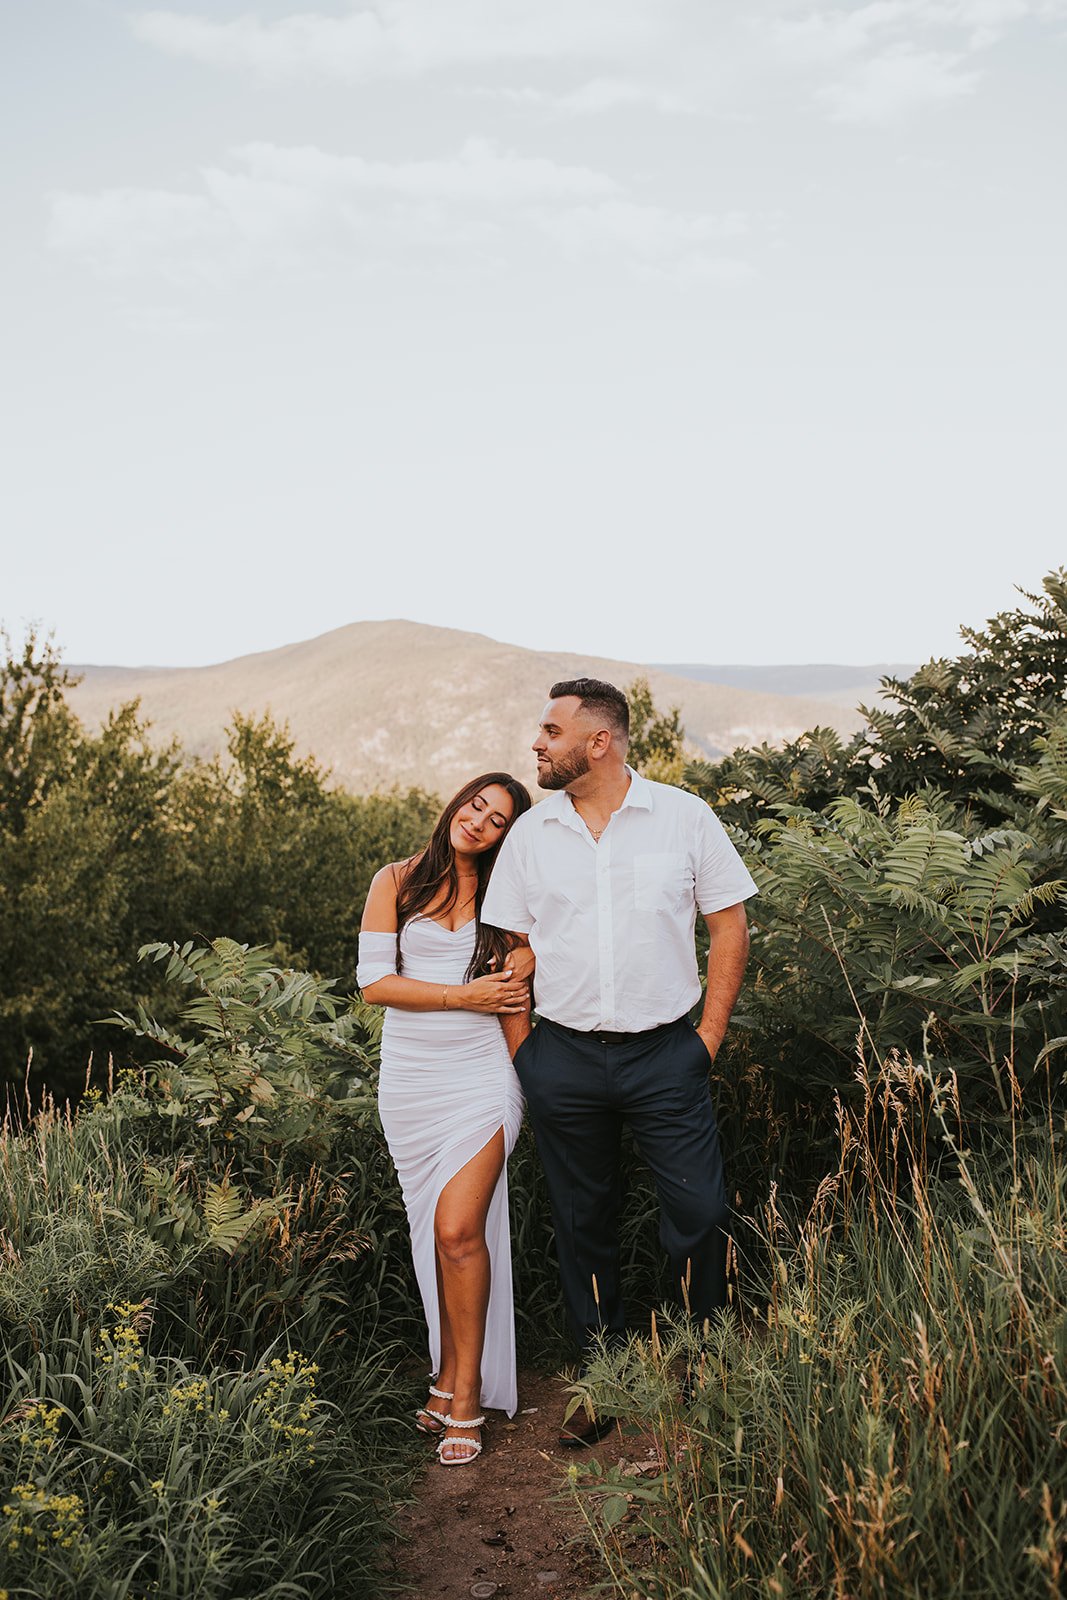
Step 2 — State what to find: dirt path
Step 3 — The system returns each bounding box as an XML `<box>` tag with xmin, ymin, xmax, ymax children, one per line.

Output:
<box><xmin>386</xmin><ymin>1369</ymin><xmax>650</xmax><ymax>1599</ymax></box>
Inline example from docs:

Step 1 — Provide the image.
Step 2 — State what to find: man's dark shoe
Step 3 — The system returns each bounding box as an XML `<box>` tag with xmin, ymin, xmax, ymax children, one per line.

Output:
<box><xmin>558</xmin><ymin>1407</ymin><xmax>617</xmax><ymax>1449</ymax></box>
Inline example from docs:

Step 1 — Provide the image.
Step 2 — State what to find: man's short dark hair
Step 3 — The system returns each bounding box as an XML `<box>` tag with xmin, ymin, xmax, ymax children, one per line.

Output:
<box><xmin>549</xmin><ymin>677</ymin><xmax>629</xmax><ymax>742</ymax></box>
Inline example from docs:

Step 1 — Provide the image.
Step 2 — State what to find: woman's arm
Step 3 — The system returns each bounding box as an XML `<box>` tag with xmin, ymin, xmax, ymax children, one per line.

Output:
<box><xmin>358</xmin><ymin>866</ymin><xmax>530</xmax><ymax>1015</ymax></box>
<box><xmin>362</xmin><ymin>969</ymin><xmax>530</xmax><ymax>1015</ymax></box>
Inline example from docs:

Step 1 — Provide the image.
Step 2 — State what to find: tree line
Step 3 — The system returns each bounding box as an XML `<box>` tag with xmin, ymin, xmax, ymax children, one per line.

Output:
<box><xmin>3</xmin><ymin>571</ymin><xmax>1065</xmax><ymax>1162</ymax></box>
<box><xmin>0</xmin><ymin>633</ymin><xmax>436</xmax><ymax>1099</ymax></box>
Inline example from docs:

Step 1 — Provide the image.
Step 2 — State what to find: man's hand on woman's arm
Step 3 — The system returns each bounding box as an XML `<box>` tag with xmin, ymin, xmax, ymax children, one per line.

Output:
<box><xmin>359</xmin><ymin>864</ymin><xmax>530</xmax><ymax>1013</ymax></box>
<box><xmin>361</xmin><ymin>968</ymin><xmax>530</xmax><ymax>1015</ymax></box>
<box><xmin>488</xmin><ymin>934</ymin><xmax>535</xmax><ymax>985</ymax></box>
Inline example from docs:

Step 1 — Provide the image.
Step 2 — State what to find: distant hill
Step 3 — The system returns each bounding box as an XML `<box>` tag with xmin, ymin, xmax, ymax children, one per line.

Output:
<box><xmin>656</xmin><ymin>663</ymin><xmax>919</xmax><ymax>710</ymax></box>
<box><xmin>68</xmin><ymin>620</ymin><xmax>868</xmax><ymax>798</ymax></box>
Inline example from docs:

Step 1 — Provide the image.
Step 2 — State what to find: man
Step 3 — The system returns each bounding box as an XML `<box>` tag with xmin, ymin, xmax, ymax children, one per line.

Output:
<box><xmin>481</xmin><ymin>677</ymin><xmax>757</xmax><ymax>1446</ymax></box>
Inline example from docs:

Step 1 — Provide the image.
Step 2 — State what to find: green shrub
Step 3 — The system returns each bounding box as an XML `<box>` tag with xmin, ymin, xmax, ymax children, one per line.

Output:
<box><xmin>0</xmin><ymin>630</ymin><xmax>436</xmax><ymax>1098</ymax></box>
<box><xmin>565</xmin><ymin>1052</ymin><xmax>1067</xmax><ymax>1600</ymax></box>
<box><xmin>1</xmin><ymin>1302</ymin><xmax>399</xmax><ymax>1599</ymax></box>
<box><xmin>684</xmin><ymin>575</ymin><xmax>1067</xmax><ymax>1214</ymax></box>
<box><xmin>0</xmin><ymin>943</ymin><xmax>422</xmax><ymax>1597</ymax></box>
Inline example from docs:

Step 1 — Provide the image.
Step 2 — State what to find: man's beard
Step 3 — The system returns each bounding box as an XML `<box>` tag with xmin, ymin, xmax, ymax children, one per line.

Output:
<box><xmin>537</xmin><ymin>748</ymin><xmax>591</xmax><ymax>790</ymax></box>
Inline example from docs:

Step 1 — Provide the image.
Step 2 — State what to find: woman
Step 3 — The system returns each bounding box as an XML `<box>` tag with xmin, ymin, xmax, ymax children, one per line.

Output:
<box><xmin>356</xmin><ymin>772</ymin><xmax>533</xmax><ymax>1466</ymax></box>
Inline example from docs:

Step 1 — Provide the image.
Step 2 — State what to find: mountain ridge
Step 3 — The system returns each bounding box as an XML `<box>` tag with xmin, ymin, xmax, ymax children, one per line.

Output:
<box><xmin>657</xmin><ymin>661</ymin><xmax>919</xmax><ymax>711</ymax></box>
<box><xmin>68</xmin><ymin>619</ymin><xmax>869</xmax><ymax>798</ymax></box>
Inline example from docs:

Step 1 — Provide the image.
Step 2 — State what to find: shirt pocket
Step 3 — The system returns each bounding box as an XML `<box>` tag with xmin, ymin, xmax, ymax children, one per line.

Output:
<box><xmin>633</xmin><ymin>851</ymin><xmax>692</xmax><ymax>914</ymax></box>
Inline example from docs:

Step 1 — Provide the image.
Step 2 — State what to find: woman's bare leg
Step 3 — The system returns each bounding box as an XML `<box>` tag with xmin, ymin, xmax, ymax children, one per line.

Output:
<box><xmin>433</xmin><ymin>1128</ymin><xmax>505</xmax><ymax>1461</ymax></box>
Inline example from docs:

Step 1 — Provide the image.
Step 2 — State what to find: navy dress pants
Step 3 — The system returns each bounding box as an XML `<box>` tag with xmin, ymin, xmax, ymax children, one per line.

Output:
<box><xmin>512</xmin><ymin>1015</ymin><xmax>730</xmax><ymax>1358</ymax></box>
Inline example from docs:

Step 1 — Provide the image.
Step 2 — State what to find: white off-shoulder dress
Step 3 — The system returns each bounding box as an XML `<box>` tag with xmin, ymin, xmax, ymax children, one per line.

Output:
<box><xmin>357</xmin><ymin>918</ymin><xmax>524</xmax><ymax>1416</ymax></box>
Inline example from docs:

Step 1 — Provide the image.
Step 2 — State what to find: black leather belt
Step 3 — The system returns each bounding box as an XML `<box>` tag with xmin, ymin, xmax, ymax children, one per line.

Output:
<box><xmin>542</xmin><ymin>1015</ymin><xmax>687</xmax><ymax>1047</ymax></box>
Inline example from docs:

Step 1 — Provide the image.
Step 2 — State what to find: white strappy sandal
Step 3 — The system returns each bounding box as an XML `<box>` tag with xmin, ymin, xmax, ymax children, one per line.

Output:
<box><xmin>415</xmin><ymin>1382</ymin><xmax>454</xmax><ymax>1437</ymax></box>
<box><xmin>436</xmin><ymin>1414</ymin><xmax>485</xmax><ymax>1466</ymax></box>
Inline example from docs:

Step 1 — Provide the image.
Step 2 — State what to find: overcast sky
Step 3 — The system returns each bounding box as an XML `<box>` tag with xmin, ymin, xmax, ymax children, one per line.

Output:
<box><xmin>3</xmin><ymin>0</ymin><xmax>1065</xmax><ymax>670</ymax></box>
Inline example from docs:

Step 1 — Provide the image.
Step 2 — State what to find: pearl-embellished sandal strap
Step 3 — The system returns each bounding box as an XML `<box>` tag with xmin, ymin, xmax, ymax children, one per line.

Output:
<box><xmin>442</xmin><ymin>1414</ymin><xmax>485</xmax><ymax>1429</ymax></box>
<box><xmin>427</xmin><ymin>1385</ymin><xmax>454</xmax><ymax>1401</ymax></box>
<box><xmin>436</xmin><ymin>1435</ymin><xmax>484</xmax><ymax>1460</ymax></box>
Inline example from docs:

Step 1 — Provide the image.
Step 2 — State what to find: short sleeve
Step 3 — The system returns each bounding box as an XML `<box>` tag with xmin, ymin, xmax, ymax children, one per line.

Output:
<box><xmin>356</xmin><ymin>930</ymin><xmax>398</xmax><ymax>989</ymax></box>
<box><xmin>693</xmin><ymin>803</ymin><xmax>759</xmax><ymax>915</ymax></box>
<box><xmin>481</xmin><ymin>829</ymin><xmax>535</xmax><ymax>933</ymax></box>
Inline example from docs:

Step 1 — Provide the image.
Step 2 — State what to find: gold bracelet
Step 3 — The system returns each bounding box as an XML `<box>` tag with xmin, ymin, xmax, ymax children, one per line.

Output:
<box><xmin>442</xmin><ymin>986</ymin><xmax>449</xmax><ymax>1010</ymax></box>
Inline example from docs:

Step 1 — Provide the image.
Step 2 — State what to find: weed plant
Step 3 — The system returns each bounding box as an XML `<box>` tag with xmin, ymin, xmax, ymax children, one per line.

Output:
<box><xmin>566</xmin><ymin>1051</ymin><xmax>1066</xmax><ymax>1600</ymax></box>
<box><xmin>0</xmin><ymin>940</ymin><xmax>423</xmax><ymax>1598</ymax></box>
<box><xmin>1</xmin><ymin>1304</ymin><xmax>361</xmax><ymax>1599</ymax></box>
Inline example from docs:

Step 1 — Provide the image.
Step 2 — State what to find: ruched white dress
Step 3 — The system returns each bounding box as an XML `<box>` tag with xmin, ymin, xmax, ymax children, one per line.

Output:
<box><xmin>357</xmin><ymin>918</ymin><xmax>524</xmax><ymax>1416</ymax></box>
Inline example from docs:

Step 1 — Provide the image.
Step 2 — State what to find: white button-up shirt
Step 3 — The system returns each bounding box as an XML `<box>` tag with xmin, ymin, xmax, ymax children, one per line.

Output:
<box><xmin>481</xmin><ymin>768</ymin><xmax>758</xmax><ymax>1032</ymax></box>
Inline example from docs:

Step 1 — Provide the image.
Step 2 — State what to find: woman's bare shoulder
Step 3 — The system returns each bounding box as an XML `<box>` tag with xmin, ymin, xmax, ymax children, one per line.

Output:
<box><xmin>362</xmin><ymin>854</ymin><xmax>424</xmax><ymax>932</ymax></box>
<box><xmin>363</xmin><ymin>862</ymin><xmax>402</xmax><ymax>931</ymax></box>
<box><xmin>372</xmin><ymin>853</ymin><xmax>421</xmax><ymax>888</ymax></box>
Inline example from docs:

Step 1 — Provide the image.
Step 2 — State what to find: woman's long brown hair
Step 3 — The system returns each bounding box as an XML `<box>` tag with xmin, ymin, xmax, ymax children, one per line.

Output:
<box><xmin>394</xmin><ymin>772</ymin><xmax>531</xmax><ymax>981</ymax></box>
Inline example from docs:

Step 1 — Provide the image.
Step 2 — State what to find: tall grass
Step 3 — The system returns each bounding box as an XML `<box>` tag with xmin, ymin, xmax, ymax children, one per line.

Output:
<box><xmin>0</xmin><ymin>952</ymin><xmax>426</xmax><ymax>1598</ymax></box>
<box><xmin>5</xmin><ymin>936</ymin><xmax>1063</xmax><ymax>1597</ymax></box>
<box><xmin>567</xmin><ymin>1051</ymin><xmax>1066</xmax><ymax>1600</ymax></box>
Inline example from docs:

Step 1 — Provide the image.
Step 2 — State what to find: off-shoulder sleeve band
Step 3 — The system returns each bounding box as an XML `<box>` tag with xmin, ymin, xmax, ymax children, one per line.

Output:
<box><xmin>357</xmin><ymin>930</ymin><xmax>398</xmax><ymax>990</ymax></box>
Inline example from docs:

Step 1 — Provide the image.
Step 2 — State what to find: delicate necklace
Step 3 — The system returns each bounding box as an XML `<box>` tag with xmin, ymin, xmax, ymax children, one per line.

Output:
<box><xmin>588</xmin><ymin>822</ymin><xmax>605</xmax><ymax>842</ymax></box>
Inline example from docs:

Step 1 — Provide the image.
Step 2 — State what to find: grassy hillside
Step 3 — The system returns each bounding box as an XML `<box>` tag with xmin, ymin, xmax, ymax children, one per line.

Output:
<box><xmin>69</xmin><ymin>620</ymin><xmax>863</xmax><ymax>797</ymax></box>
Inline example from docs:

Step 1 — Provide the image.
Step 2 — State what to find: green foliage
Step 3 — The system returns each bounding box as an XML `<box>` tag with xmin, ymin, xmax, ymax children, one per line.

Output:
<box><xmin>740</xmin><ymin>792</ymin><xmax>1063</xmax><ymax>1093</ymax></box>
<box><xmin>689</xmin><ymin>723</ymin><xmax>855</xmax><ymax>832</ymax></box>
<box><xmin>694</xmin><ymin>569</ymin><xmax>1067</xmax><ymax>830</ymax></box>
<box><xmin>158</xmin><ymin>718</ymin><xmax>437</xmax><ymax>1015</ymax></box>
<box><xmin>0</xmin><ymin>955</ymin><xmax>421</xmax><ymax>1597</ymax></box>
<box><xmin>0</xmin><ymin>636</ymin><xmax>183</xmax><ymax>1091</ymax></box>
<box><xmin>861</xmin><ymin>570</ymin><xmax>1067</xmax><ymax>813</ymax></box>
<box><xmin>110</xmin><ymin>937</ymin><xmax>377</xmax><ymax>1157</ymax></box>
<box><xmin>566</xmin><ymin>1057</ymin><xmax>1067</xmax><ymax>1600</ymax></box>
<box><xmin>0</xmin><ymin>627</ymin><xmax>81</xmax><ymax>833</ymax></box>
<box><xmin>0</xmin><ymin>631</ymin><xmax>437</xmax><ymax>1095</ymax></box>
<box><xmin>0</xmin><ymin>1307</ymin><xmax>397</xmax><ymax>1599</ymax></box>
<box><xmin>626</xmin><ymin>676</ymin><xmax>686</xmax><ymax>783</ymax></box>
<box><xmin>682</xmin><ymin>574</ymin><xmax>1067</xmax><ymax>1199</ymax></box>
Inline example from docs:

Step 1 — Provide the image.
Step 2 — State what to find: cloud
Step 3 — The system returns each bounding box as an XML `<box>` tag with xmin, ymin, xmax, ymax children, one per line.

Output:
<box><xmin>537</xmin><ymin>200</ymin><xmax>751</xmax><ymax>282</ymax></box>
<box><xmin>228</xmin><ymin>138</ymin><xmax>618</xmax><ymax>203</ymax></box>
<box><xmin>764</xmin><ymin>1</ymin><xmax>1026</xmax><ymax>66</ymax></box>
<box><xmin>122</xmin><ymin>304</ymin><xmax>215</xmax><ymax>337</ymax></box>
<box><xmin>130</xmin><ymin>1</ymin><xmax>664</xmax><ymax>82</ymax></box>
<box><xmin>558</xmin><ymin>77</ymin><xmax>695</xmax><ymax>114</ymax></box>
<box><xmin>48</xmin><ymin>188</ymin><xmax>231</xmax><ymax>285</ymax></box>
<box><xmin>473</xmin><ymin>78</ymin><xmax>696</xmax><ymax>116</ymax></box>
<box><xmin>758</xmin><ymin>0</ymin><xmax>1065</xmax><ymax>120</ymax></box>
<box><xmin>48</xmin><ymin>139</ymin><xmax>748</xmax><ymax>287</ymax></box>
<box><xmin>816</xmin><ymin>45</ymin><xmax>982</xmax><ymax>121</ymax></box>
<box><xmin>127</xmin><ymin>1</ymin><xmax>1067</xmax><ymax>132</ymax></box>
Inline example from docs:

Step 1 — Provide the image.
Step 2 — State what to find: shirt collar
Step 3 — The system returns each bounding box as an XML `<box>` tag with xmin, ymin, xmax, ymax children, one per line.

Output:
<box><xmin>543</xmin><ymin>766</ymin><xmax>653</xmax><ymax>832</ymax></box>
<box><xmin>619</xmin><ymin>767</ymin><xmax>654</xmax><ymax>811</ymax></box>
